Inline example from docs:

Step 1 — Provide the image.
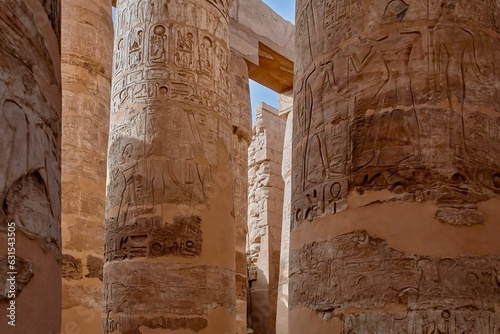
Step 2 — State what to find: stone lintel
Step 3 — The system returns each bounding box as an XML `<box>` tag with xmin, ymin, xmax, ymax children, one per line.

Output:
<box><xmin>229</xmin><ymin>0</ymin><xmax>294</xmax><ymax>93</ymax></box>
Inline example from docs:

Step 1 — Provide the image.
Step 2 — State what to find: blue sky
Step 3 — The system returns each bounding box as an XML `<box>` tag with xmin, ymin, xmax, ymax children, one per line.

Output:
<box><xmin>250</xmin><ymin>1</ymin><xmax>295</xmax><ymax>123</ymax></box>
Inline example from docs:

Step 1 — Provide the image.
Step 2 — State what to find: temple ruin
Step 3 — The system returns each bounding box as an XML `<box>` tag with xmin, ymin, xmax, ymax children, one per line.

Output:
<box><xmin>1</xmin><ymin>0</ymin><xmax>500</xmax><ymax>333</ymax></box>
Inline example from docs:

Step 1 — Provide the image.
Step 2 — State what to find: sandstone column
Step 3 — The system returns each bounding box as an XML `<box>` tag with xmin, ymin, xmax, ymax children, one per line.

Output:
<box><xmin>290</xmin><ymin>0</ymin><xmax>500</xmax><ymax>332</ymax></box>
<box><xmin>0</xmin><ymin>0</ymin><xmax>61</xmax><ymax>333</ymax></box>
<box><xmin>276</xmin><ymin>93</ymin><xmax>293</xmax><ymax>334</ymax></box>
<box><xmin>104</xmin><ymin>1</ymin><xmax>236</xmax><ymax>333</ymax></box>
<box><xmin>230</xmin><ymin>52</ymin><xmax>252</xmax><ymax>334</ymax></box>
<box><xmin>247</xmin><ymin>103</ymin><xmax>286</xmax><ymax>334</ymax></box>
<box><xmin>61</xmin><ymin>0</ymin><xmax>113</xmax><ymax>332</ymax></box>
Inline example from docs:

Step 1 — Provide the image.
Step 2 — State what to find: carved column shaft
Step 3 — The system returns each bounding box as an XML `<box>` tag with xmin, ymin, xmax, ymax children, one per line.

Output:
<box><xmin>276</xmin><ymin>92</ymin><xmax>293</xmax><ymax>334</ymax></box>
<box><xmin>290</xmin><ymin>0</ymin><xmax>500</xmax><ymax>332</ymax></box>
<box><xmin>61</xmin><ymin>0</ymin><xmax>113</xmax><ymax>331</ymax></box>
<box><xmin>229</xmin><ymin>52</ymin><xmax>252</xmax><ymax>334</ymax></box>
<box><xmin>0</xmin><ymin>0</ymin><xmax>61</xmax><ymax>332</ymax></box>
<box><xmin>104</xmin><ymin>0</ymin><xmax>236</xmax><ymax>333</ymax></box>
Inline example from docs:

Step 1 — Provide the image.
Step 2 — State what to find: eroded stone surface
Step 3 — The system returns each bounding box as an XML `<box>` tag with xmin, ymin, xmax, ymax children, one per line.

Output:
<box><xmin>0</xmin><ymin>0</ymin><xmax>61</xmax><ymax>332</ymax></box>
<box><xmin>290</xmin><ymin>231</ymin><xmax>500</xmax><ymax>312</ymax></box>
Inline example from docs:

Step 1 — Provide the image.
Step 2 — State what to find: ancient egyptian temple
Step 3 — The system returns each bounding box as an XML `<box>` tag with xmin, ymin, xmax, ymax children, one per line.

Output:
<box><xmin>1</xmin><ymin>0</ymin><xmax>500</xmax><ymax>333</ymax></box>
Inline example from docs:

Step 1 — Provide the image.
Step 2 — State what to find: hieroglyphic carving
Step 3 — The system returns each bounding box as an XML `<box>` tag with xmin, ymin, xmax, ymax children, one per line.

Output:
<box><xmin>290</xmin><ymin>231</ymin><xmax>500</xmax><ymax>319</ymax></box>
<box><xmin>292</xmin><ymin>0</ymin><xmax>500</xmax><ymax>228</ymax></box>
<box><xmin>105</xmin><ymin>215</ymin><xmax>202</xmax><ymax>260</ymax></box>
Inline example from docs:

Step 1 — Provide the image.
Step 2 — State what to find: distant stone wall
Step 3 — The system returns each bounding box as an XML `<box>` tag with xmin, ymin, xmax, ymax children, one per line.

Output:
<box><xmin>247</xmin><ymin>103</ymin><xmax>286</xmax><ymax>334</ymax></box>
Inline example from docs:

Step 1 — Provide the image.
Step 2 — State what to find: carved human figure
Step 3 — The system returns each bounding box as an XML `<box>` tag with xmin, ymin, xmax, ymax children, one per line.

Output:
<box><xmin>351</xmin><ymin>0</ymin><xmax>421</xmax><ymax>169</ymax></box>
<box><xmin>433</xmin><ymin>0</ymin><xmax>482</xmax><ymax>158</ymax></box>
<box><xmin>198</xmin><ymin>36</ymin><xmax>214</xmax><ymax>73</ymax></box>
<box><xmin>149</xmin><ymin>25</ymin><xmax>168</xmax><ymax>63</ymax></box>
<box><xmin>298</xmin><ymin>6</ymin><xmax>335</xmax><ymax>190</ymax></box>
<box><xmin>114</xmin><ymin>144</ymin><xmax>139</xmax><ymax>226</ymax></box>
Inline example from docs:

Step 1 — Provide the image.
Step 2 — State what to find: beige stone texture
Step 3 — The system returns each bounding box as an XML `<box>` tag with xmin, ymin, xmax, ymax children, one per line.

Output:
<box><xmin>275</xmin><ymin>92</ymin><xmax>293</xmax><ymax>334</ymax></box>
<box><xmin>61</xmin><ymin>0</ymin><xmax>113</xmax><ymax>331</ymax></box>
<box><xmin>290</xmin><ymin>0</ymin><xmax>500</xmax><ymax>332</ymax></box>
<box><xmin>0</xmin><ymin>0</ymin><xmax>62</xmax><ymax>332</ymax></box>
<box><xmin>229</xmin><ymin>0</ymin><xmax>294</xmax><ymax>93</ymax></box>
<box><xmin>105</xmin><ymin>0</ymin><xmax>236</xmax><ymax>333</ymax></box>
<box><xmin>230</xmin><ymin>52</ymin><xmax>252</xmax><ymax>334</ymax></box>
<box><xmin>247</xmin><ymin>103</ymin><xmax>286</xmax><ymax>334</ymax></box>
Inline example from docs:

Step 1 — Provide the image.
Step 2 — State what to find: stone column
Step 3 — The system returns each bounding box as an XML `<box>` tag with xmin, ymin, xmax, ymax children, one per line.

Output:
<box><xmin>247</xmin><ymin>103</ymin><xmax>286</xmax><ymax>334</ymax></box>
<box><xmin>104</xmin><ymin>1</ymin><xmax>235</xmax><ymax>333</ymax></box>
<box><xmin>229</xmin><ymin>52</ymin><xmax>252</xmax><ymax>334</ymax></box>
<box><xmin>290</xmin><ymin>0</ymin><xmax>500</xmax><ymax>332</ymax></box>
<box><xmin>0</xmin><ymin>0</ymin><xmax>61</xmax><ymax>333</ymax></box>
<box><xmin>60</xmin><ymin>0</ymin><xmax>113</xmax><ymax>332</ymax></box>
<box><xmin>276</xmin><ymin>93</ymin><xmax>293</xmax><ymax>334</ymax></box>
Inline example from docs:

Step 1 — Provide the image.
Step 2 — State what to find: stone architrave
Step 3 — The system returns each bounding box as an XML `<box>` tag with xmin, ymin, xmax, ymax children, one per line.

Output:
<box><xmin>290</xmin><ymin>0</ymin><xmax>500</xmax><ymax>332</ymax></box>
<box><xmin>247</xmin><ymin>103</ymin><xmax>286</xmax><ymax>334</ymax></box>
<box><xmin>229</xmin><ymin>52</ymin><xmax>252</xmax><ymax>334</ymax></box>
<box><xmin>104</xmin><ymin>0</ymin><xmax>236</xmax><ymax>333</ymax></box>
<box><xmin>0</xmin><ymin>0</ymin><xmax>62</xmax><ymax>333</ymax></box>
<box><xmin>276</xmin><ymin>92</ymin><xmax>293</xmax><ymax>334</ymax></box>
<box><xmin>60</xmin><ymin>0</ymin><xmax>113</xmax><ymax>332</ymax></box>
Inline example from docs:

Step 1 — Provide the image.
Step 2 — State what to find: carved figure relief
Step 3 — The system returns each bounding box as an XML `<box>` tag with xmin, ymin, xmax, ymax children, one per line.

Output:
<box><xmin>198</xmin><ymin>36</ymin><xmax>214</xmax><ymax>75</ymax></box>
<box><xmin>292</xmin><ymin>0</ymin><xmax>500</xmax><ymax>228</ymax></box>
<box><xmin>149</xmin><ymin>24</ymin><xmax>168</xmax><ymax>64</ymax></box>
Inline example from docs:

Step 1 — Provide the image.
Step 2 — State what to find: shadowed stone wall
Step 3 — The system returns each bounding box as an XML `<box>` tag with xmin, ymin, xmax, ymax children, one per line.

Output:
<box><xmin>230</xmin><ymin>52</ymin><xmax>252</xmax><ymax>334</ymax></box>
<box><xmin>0</xmin><ymin>0</ymin><xmax>62</xmax><ymax>332</ymax></box>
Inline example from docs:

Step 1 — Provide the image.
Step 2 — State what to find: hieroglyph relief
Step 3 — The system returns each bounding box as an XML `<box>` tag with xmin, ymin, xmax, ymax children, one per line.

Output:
<box><xmin>108</xmin><ymin>0</ymin><xmax>232</xmax><ymax>226</ymax></box>
<box><xmin>292</xmin><ymin>0</ymin><xmax>500</xmax><ymax>228</ymax></box>
<box><xmin>290</xmin><ymin>231</ymin><xmax>500</xmax><ymax>331</ymax></box>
